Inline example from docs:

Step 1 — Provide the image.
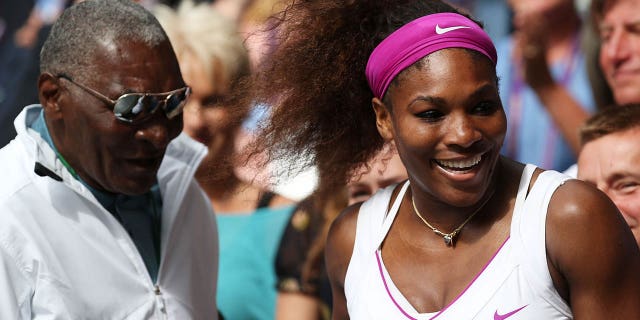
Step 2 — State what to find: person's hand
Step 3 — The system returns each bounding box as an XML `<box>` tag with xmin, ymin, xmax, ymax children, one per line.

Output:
<box><xmin>511</xmin><ymin>8</ymin><xmax>554</xmax><ymax>91</ymax></box>
<box><xmin>14</xmin><ymin>22</ymin><xmax>41</xmax><ymax>49</ymax></box>
<box><xmin>13</xmin><ymin>10</ymin><xmax>44</xmax><ymax>49</ymax></box>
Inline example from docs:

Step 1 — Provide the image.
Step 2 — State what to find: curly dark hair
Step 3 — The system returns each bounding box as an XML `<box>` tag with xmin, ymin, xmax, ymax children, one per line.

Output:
<box><xmin>239</xmin><ymin>0</ymin><xmax>475</xmax><ymax>190</ymax></box>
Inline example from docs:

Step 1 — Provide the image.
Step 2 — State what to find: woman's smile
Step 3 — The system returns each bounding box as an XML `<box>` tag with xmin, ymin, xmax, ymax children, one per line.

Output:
<box><xmin>433</xmin><ymin>152</ymin><xmax>484</xmax><ymax>172</ymax></box>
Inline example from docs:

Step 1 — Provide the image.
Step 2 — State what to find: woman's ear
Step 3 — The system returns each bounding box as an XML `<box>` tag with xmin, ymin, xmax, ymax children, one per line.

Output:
<box><xmin>372</xmin><ymin>97</ymin><xmax>394</xmax><ymax>141</ymax></box>
<box><xmin>38</xmin><ymin>73</ymin><xmax>63</xmax><ymax>118</ymax></box>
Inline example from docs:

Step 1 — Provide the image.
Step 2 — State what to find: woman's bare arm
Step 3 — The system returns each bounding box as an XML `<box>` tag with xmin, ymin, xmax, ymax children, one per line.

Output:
<box><xmin>325</xmin><ymin>204</ymin><xmax>360</xmax><ymax>320</ymax></box>
<box><xmin>546</xmin><ymin>180</ymin><xmax>640</xmax><ymax>319</ymax></box>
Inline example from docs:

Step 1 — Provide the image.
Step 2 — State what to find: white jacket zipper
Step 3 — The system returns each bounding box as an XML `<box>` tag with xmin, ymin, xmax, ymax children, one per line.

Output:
<box><xmin>154</xmin><ymin>285</ymin><xmax>168</xmax><ymax>319</ymax></box>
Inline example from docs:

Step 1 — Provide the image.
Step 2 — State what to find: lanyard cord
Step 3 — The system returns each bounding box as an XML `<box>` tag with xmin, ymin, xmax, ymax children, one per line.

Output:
<box><xmin>504</xmin><ymin>35</ymin><xmax>581</xmax><ymax>168</ymax></box>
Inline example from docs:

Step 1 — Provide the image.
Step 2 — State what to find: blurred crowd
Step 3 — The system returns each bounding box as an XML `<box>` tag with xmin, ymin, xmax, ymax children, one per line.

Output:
<box><xmin>1</xmin><ymin>0</ymin><xmax>640</xmax><ymax>319</ymax></box>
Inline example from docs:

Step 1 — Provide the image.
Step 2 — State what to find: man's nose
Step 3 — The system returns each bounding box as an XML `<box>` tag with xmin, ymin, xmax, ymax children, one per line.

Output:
<box><xmin>135</xmin><ymin>116</ymin><xmax>173</xmax><ymax>149</ymax></box>
<box><xmin>603</xmin><ymin>29</ymin><xmax>631</xmax><ymax>67</ymax></box>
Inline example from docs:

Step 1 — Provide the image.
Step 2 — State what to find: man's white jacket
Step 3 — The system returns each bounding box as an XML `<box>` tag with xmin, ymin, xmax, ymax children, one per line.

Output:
<box><xmin>0</xmin><ymin>105</ymin><xmax>219</xmax><ymax>319</ymax></box>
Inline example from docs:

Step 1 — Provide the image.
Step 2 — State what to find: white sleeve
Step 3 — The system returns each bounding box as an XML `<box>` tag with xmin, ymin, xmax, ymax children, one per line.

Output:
<box><xmin>562</xmin><ymin>163</ymin><xmax>578</xmax><ymax>178</ymax></box>
<box><xmin>0</xmin><ymin>240</ymin><xmax>33</xmax><ymax>319</ymax></box>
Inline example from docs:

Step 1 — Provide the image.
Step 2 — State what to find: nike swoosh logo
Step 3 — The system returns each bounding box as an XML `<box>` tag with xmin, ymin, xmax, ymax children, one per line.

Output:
<box><xmin>494</xmin><ymin>305</ymin><xmax>528</xmax><ymax>320</ymax></box>
<box><xmin>435</xmin><ymin>24</ymin><xmax>471</xmax><ymax>34</ymax></box>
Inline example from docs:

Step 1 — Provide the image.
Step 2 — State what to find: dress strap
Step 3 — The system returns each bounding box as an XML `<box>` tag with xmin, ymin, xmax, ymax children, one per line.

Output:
<box><xmin>511</xmin><ymin>164</ymin><xmax>537</xmax><ymax>217</ymax></box>
<box><xmin>375</xmin><ymin>180</ymin><xmax>411</xmax><ymax>248</ymax></box>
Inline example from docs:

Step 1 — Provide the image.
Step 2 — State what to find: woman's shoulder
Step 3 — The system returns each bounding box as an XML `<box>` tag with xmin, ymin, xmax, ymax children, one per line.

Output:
<box><xmin>327</xmin><ymin>202</ymin><xmax>362</xmax><ymax>248</ymax></box>
<box><xmin>546</xmin><ymin>176</ymin><xmax>614</xmax><ymax>219</ymax></box>
<box><xmin>520</xmin><ymin>165</ymin><xmax>615</xmax><ymax>226</ymax></box>
<box><xmin>544</xmin><ymin>176</ymin><xmax>623</xmax><ymax>254</ymax></box>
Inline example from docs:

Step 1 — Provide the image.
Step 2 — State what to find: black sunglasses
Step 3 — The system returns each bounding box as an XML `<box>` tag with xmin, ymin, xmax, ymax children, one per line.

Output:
<box><xmin>57</xmin><ymin>74</ymin><xmax>190</xmax><ymax>123</ymax></box>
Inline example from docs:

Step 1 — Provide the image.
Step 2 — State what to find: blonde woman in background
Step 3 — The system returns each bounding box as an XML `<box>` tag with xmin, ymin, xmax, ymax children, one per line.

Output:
<box><xmin>156</xmin><ymin>2</ymin><xmax>296</xmax><ymax>319</ymax></box>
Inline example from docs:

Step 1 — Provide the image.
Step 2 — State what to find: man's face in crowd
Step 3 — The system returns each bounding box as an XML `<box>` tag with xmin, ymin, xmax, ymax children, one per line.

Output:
<box><xmin>45</xmin><ymin>38</ymin><xmax>185</xmax><ymax>195</ymax></box>
<box><xmin>578</xmin><ymin>128</ymin><xmax>640</xmax><ymax>249</ymax></box>
<box><xmin>599</xmin><ymin>0</ymin><xmax>640</xmax><ymax>104</ymax></box>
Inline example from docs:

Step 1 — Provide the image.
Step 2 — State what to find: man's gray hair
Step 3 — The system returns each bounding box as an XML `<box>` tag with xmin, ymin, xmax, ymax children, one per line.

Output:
<box><xmin>41</xmin><ymin>0</ymin><xmax>169</xmax><ymax>80</ymax></box>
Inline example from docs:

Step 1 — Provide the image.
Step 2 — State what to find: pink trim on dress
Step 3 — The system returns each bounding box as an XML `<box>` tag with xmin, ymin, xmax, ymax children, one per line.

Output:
<box><xmin>375</xmin><ymin>250</ymin><xmax>418</xmax><ymax>320</ymax></box>
<box><xmin>375</xmin><ymin>236</ymin><xmax>511</xmax><ymax>319</ymax></box>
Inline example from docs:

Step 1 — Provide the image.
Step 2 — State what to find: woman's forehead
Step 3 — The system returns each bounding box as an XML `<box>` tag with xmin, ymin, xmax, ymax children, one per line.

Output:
<box><xmin>393</xmin><ymin>49</ymin><xmax>497</xmax><ymax>91</ymax></box>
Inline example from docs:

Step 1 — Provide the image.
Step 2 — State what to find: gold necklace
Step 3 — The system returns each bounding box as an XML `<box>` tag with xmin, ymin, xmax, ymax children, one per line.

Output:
<box><xmin>411</xmin><ymin>190</ymin><xmax>494</xmax><ymax>247</ymax></box>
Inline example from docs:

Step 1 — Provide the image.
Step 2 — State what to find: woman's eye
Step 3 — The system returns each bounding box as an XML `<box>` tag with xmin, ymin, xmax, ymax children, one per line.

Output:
<box><xmin>473</xmin><ymin>101</ymin><xmax>499</xmax><ymax>115</ymax></box>
<box><xmin>417</xmin><ymin>109</ymin><xmax>444</xmax><ymax>121</ymax></box>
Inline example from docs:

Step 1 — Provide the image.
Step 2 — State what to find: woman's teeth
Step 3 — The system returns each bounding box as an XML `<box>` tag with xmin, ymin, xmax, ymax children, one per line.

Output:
<box><xmin>435</xmin><ymin>154</ymin><xmax>482</xmax><ymax>170</ymax></box>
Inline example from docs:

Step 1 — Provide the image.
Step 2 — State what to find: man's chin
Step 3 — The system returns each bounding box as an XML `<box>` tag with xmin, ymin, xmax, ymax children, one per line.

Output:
<box><xmin>613</xmin><ymin>88</ymin><xmax>640</xmax><ymax>106</ymax></box>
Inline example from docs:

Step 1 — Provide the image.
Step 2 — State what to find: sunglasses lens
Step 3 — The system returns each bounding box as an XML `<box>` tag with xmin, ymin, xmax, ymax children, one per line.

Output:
<box><xmin>113</xmin><ymin>94</ymin><xmax>145</xmax><ymax>120</ymax></box>
<box><xmin>164</xmin><ymin>88</ymin><xmax>189</xmax><ymax>119</ymax></box>
<box><xmin>114</xmin><ymin>95</ymin><xmax>166</xmax><ymax>122</ymax></box>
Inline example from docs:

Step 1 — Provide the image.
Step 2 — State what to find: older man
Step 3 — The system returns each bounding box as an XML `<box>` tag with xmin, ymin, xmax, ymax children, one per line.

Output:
<box><xmin>593</xmin><ymin>0</ymin><xmax>640</xmax><ymax>105</ymax></box>
<box><xmin>0</xmin><ymin>0</ymin><xmax>218</xmax><ymax>318</ymax></box>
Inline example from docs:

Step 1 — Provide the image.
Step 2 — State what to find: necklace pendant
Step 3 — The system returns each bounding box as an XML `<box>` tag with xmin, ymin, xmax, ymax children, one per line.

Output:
<box><xmin>443</xmin><ymin>234</ymin><xmax>453</xmax><ymax>246</ymax></box>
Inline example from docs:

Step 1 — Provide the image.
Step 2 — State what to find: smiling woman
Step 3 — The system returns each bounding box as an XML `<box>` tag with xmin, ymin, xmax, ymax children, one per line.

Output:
<box><xmin>236</xmin><ymin>0</ymin><xmax>640</xmax><ymax>319</ymax></box>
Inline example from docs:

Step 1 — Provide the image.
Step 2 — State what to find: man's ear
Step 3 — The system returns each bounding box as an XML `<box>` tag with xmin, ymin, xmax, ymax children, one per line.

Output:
<box><xmin>372</xmin><ymin>97</ymin><xmax>394</xmax><ymax>141</ymax></box>
<box><xmin>38</xmin><ymin>73</ymin><xmax>63</xmax><ymax>119</ymax></box>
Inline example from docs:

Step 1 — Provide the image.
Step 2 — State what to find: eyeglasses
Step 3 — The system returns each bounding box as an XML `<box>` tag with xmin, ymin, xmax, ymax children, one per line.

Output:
<box><xmin>57</xmin><ymin>74</ymin><xmax>190</xmax><ymax>123</ymax></box>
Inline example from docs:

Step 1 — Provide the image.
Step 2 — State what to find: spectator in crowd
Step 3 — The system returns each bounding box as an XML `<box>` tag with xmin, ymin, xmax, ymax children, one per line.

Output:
<box><xmin>237</xmin><ymin>0</ymin><xmax>640</xmax><ymax>318</ymax></box>
<box><xmin>0</xmin><ymin>1</ymin><xmax>219</xmax><ymax>318</ymax></box>
<box><xmin>577</xmin><ymin>104</ymin><xmax>640</xmax><ymax>249</ymax></box>
<box><xmin>346</xmin><ymin>143</ymin><xmax>408</xmax><ymax>205</ymax></box>
<box><xmin>593</xmin><ymin>0</ymin><xmax>640</xmax><ymax>105</ymax></box>
<box><xmin>496</xmin><ymin>0</ymin><xmax>596</xmax><ymax>171</ymax></box>
<box><xmin>275</xmin><ymin>143</ymin><xmax>407</xmax><ymax>320</ymax></box>
<box><xmin>155</xmin><ymin>2</ymin><xmax>295</xmax><ymax>319</ymax></box>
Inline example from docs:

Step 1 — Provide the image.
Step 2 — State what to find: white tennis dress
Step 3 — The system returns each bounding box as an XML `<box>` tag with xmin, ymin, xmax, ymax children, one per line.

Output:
<box><xmin>344</xmin><ymin>164</ymin><xmax>573</xmax><ymax>319</ymax></box>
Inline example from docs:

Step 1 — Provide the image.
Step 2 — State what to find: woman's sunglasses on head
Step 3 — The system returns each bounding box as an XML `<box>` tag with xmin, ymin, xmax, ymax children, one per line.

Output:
<box><xmin>56</xmin><ymin>74</ymin><xmax>190</xmax><ymax>124</ymax></box>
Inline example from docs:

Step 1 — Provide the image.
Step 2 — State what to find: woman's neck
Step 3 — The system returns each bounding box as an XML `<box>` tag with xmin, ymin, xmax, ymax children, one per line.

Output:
<box><xmin>198</xmin><ymin>171</ymin><xmax>265</xmax><ymax>214</ymax></box>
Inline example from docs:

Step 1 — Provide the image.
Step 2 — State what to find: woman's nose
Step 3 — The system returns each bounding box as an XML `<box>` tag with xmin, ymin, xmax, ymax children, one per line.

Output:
<box><xmin>443</xmin><ymin>113</ymin><xmax>482</xmax><ymax>149</ymax></box>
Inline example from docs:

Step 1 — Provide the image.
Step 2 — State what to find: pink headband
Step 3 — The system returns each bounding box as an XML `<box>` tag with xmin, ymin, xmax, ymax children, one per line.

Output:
<box><xmin>365</xmin><ymin>12</ymin><xmax>497</xmax><ymax>99</ymax></box>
